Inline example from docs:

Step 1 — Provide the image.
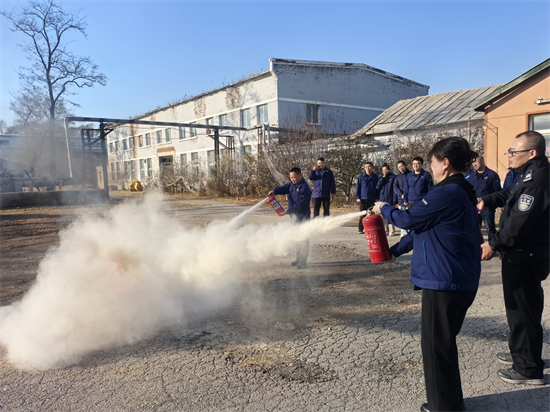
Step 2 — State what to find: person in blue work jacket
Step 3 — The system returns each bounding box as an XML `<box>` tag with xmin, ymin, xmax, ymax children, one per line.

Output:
<box><xmin>503</xmin><ymin>167</ymin><xmax>521</xmax><ymax>190</ymax></box>
<box><xmin>268</xmin><ymin>167</ymin><xmax>312</xmax><ymax>269</ymax></box>
<box><xmin>407</xmin><ymin>157</ymin><xmax>433</xmax><ymax>207</ymax></box>
<box><xmin>464</xmin><ymin>153</ymin><xmax>502</xmax><ymax>242</ymax></box>
<box><xmin>308</xmin><ymin>157</ymin><xmax>336</xmax><ymax>217</ymax></box>
<box><xmin>376</xmin><ymin>164</ymin><xmax>398</xmax><ymax>235</ymax></box>
<box><xmin>372</xmin><ymin>137</ymin><xmax>481</xmax><ymax>412</ymax></box>
<box><xmin>393</xmin><ymin>160</ymin><xmax>411</xmax><ymax>237</ymax></box>
<box><xmin>356</xmin><ymin>162</ymin><xmax>379</xmax><ymax>233</ymax></box>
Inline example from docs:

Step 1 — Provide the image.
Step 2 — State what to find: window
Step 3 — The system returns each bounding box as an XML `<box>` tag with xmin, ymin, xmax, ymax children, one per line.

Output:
<box><xmin>138</xmin><ymin>135</ymin><xmax>143</xmax><ymax>147</ymax></box>
<box><xmin>189</xmin><ymin>124</ymin><xmax>197</xmax><ymax>137</ymax></box>
<box><xmin>128</xmin><ymin>137</ymin><xmax>134</xmax><ymax>150</ymax></box>
<box><xmin>116</xmin><ymin>162</ymin><xmax>121</xmax><ymax>180</ymax></box>
<box><xmin>110</xmin><ymin>163</ymin><xmax>115</xmax><ymax>181</ymax></box>
<box><xmin>145</xmin><ymin>133</ymin><xmax>151</xmax><ymax>146</ymax></box>
<box><xmin>179</xmin><ymin>126</ymin><xmax>185</xmax><ymax>140</ymax></box>
<box><xmin>165</xmin><ymin>128</ymin><xmax>171</xmax><ymax>143</ymax></box>
<box><xmin>139</xmin><ymin>159</ymin><xmax>146</xmax><ymax>179</ymax></box>
<box><xmin>109</xmin><ymin>142</ymin><xmax>114</xmax><ymax>153</ymax></box>
<box><xmin>240</xmin><ymin>108</ymin><xmax>251</xmax><ymax>127</ymax></box>
<box><xmin>156</xmin><ymin>130</ymin><xmax>162</xmax><ymax>144</ymax></box>
<box><xmin>122</xmin><ymin>139</ymin><xmax>128</xmax><ymax>151</ymax></box>
<box><xmin>206</xmin><ymin>117</ymin><xmax>214</xmax><ymax>126</ymax></box>
<box><xmin>529</xmin><ymin>113</ymin><xmax>550</xmax><ymax>157</ymax></box>
<box><xmin>219</xmin><ymin>114</ymin><xmax>228</xmax><ymax>127</ymax></box>
<box><xmin>115</xmin><ymin>141</ymin><xmax>119</xmax><ymax>152</ymax></box>
<box><xmin>257</xmin><ymin>104</ymin><xmax>268</xmax><ymax>124</ymax></box>
<box><xmin>191</xmin><ymin>152</ymin><xmax>199</xmax><ymax>161</ymax></box>
<box><xmin>180</xmin><ymin>153</ymin><xmax>187</xmax><ymax>164</ymax></box>
<box><xmin>242</xmin><ymin>145</ymin><xmax>252</xmax><ymax>155</ymax></box>
<box><xmin>147</xmin><ymin>158</ymin><xmax>152</xmax><ymax>176</ymax></box>
<box><xmin>0</xmin><ymin>140</ymin><xmax>9</xmax><ymax>147</ymax></box>
<box><xmin>306</xmin><ymin>104</ymin><xmax>320</xmax><ymax>124</ymax></box>
<box><xmin>124</xmin><ymin>161</ymin><xmax>130</xmax><ymax>180</ymax></box>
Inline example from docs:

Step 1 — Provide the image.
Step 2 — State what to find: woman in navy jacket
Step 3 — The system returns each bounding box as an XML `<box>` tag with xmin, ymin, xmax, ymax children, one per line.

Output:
<box><xmin>373</xmin><ymin>137</ymin><xmax>480</xmax><ymax>412</ymax></box>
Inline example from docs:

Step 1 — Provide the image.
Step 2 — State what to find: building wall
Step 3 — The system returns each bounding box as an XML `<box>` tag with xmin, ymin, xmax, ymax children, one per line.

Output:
<box><xmin>273</xmin><ymin>59</ymin><xmax>429</xmax><ymax>134</ymax></box>
<box><xmin>484</xmin><ymin>67</ymin><xmax>550</xmax><ymax>179</ymax></box>
<box><xmin>106</xmin><ymin>59</ymin><xmax>429</xmax><ymax>187</ymax></box>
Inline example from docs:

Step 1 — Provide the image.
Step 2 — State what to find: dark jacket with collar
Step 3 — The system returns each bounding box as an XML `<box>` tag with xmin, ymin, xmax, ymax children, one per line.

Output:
<box><xmin>376</xmin><ymin>172</ymin><xmax>397</xmax><ymax>204</ymax></box>
<box><xmin>381</xmin><ymin>174</ymin><xmax>480</xmax><ymax>291</ymax></box>
<box><xmin>356</xmin><ymin>172</ymin><xmax>379</xmax><ymax>200</ymax></box>
<box><xmin>273</xmin><ymin>179</ymin><xmax>312</xmax><ymax>221</ymax></box>
<box><xmin>394</xmin><ymin>170</ymin><xmax>411</xmax><ymax>206</ymax></box>
<box><xmin>406</xmin><ymin>169</ymin><xmax>433</xmax><ymax>204</ymax></box>
<box><xmin>482</xmin><ymin>155</ymin><xmax>549</xmax><ymax>258</ymax></box>
<box><xmin>308</xmin><ymin>167</ymin><xmax>336</xmax><ymax>199</ymax></box>
<box><xmin>464</xmin><ymin>166</ymin><xmax>502</xmax><ymax>199</ymax></box>
<box><xmin>503</xmin><ymin>168</ymin><xmax>522</xmax><ymax>190</ymax></box>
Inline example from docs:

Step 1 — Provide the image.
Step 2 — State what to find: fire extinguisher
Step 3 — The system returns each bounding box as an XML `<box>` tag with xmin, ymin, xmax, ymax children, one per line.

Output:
<box><xmin>268</xmin><ymin>196</ymin><xmax>285</xmax><ymax>216</ymax></box>
<box><xmin>363</xmin><ymin>212</ymin><xmax>392</xmax><ymax>263</ymax></box>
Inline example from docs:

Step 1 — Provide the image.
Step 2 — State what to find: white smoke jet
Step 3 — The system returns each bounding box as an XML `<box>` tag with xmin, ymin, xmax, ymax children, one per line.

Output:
<box><xmin>0</xmin><ymin>194</ymin><xmax>364</xmax><ymax>370</ymax></box>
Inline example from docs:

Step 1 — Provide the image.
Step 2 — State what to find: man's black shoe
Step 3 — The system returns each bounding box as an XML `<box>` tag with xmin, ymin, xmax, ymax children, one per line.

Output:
<box><xmin>296</xmin><ymin>262</ymin><xmax>307</xmax><ymax>270</ymax></box>
<box><xmin>291</xmin><ymin>260</ymin><xmax>298</xmax><ymax>266</ymax></box>
<box><xmin>358</xmin><ymin>229</ymin><xmax>364</xmax><ymax>234</ymax></box>
<box><xmin>497</xmin><ymin>368</ymin><xmax>544</xmax><ymax>385</ymax></box>
<box><xmin>496</xmin><ymin>352</ymin><xmax>513</xmax><ymax>366</ymax></box>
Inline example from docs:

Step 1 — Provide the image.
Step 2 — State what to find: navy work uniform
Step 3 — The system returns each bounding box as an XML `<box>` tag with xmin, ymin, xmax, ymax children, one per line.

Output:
<box><xmin>465</xmin><ymin>166</ymin><xmax>502</xmax><ymax>242</ymax></box>
<box><xmin>273</xmin><ymin>179</ymin><xmax>312</xmax><ymax>267</ymax></box>
<box><xmin>355</xmin><ymin>172</ymin><xmax>379</xmax><ymax>232</ymax></box>
<box><xmin>406</xmin><ymin>168</ymin><xmax>433</xmax><ymax>206</ymax></box>
<box><xmin>381</xmin><ymin>174</ymin><xmax>480</xmax><ymax>412</ymax></box>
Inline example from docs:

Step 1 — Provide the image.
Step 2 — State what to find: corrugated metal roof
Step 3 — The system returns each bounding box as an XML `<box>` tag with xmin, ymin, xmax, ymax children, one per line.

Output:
<box><xmin>357</xmin><ymin>84</ymin><xmax>503</xmax><ymax>136</ymax></box>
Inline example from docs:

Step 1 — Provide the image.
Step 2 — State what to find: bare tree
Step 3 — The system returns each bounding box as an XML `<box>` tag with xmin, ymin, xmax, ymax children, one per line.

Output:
<box><xmin>325</xmin><ymin>137</ymin><xmax>365</xmax><ymax>202</ymax></box>
<box><xmin>2</xmin><ymin>0</ymin><xmax>107</xmax><ymax>176</ymax></box>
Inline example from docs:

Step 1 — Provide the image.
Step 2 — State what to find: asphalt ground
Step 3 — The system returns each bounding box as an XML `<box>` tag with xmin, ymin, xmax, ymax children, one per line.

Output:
<box><xmin>0</xmin><ymin>195</ymin><xmax>548</xmax><ymax>411</ymax></box>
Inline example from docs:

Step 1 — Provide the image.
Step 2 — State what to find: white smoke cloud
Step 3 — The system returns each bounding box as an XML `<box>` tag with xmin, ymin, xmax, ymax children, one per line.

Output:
<box><xmin>0</xmin><ymin>194</ymin><xmax>363</xmax><ymax>370</ymax></box>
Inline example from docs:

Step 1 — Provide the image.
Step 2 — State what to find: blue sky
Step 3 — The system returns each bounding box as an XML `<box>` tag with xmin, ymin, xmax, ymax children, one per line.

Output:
<box><xmin>1</xmin><ymin>0</ymin><xmax>549</xmax><ymax>126</ymax></box>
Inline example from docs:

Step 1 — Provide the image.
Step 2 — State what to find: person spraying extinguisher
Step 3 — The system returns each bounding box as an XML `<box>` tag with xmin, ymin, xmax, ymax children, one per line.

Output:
<box><xmin>372</xmin><ymin>137</ymin><xmax>481</xmax><ymax>412</ymax></box>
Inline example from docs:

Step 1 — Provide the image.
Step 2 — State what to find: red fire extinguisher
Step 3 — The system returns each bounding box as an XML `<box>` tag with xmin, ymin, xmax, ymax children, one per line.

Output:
<box><xmin>363</xmin><ymin>214</ymin><xmax>392</xmax><ymax>263</ymax></box>
<box><xmin>268</xmin><ymin>196</ymin><xmax>285</xmax><ymax>216</ymax></box>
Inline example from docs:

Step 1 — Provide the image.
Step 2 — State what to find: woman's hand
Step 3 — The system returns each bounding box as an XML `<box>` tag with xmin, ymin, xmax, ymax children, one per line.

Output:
<box><xmin>372</xmin><ymin>201</ymin><xmax>385</xmax><ymax>214</ymax></box>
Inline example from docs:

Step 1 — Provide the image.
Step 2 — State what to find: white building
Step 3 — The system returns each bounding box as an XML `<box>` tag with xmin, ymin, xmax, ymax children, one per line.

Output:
<box><xmin>107</xmin><ymin>58</ymin><xmax>429</xmax><ymax>187</ymax></box>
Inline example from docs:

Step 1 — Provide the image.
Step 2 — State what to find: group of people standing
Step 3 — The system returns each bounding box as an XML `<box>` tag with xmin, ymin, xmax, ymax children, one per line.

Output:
<box><xmin>268</xmin><ymin>132</ymin><xmax>548</xmax><ymax>412</ymax></box>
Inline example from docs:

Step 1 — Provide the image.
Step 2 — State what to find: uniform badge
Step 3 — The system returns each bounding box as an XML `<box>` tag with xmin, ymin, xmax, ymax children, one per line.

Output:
<box><xmin>523</xmin><ymin>170</ymin><xmax>533</xmax><ymax>182</ymax></box>
<box><xmin>518</xmin><ymin>195</ymin><xmax>534</xmax><ymax>212</ymax></box>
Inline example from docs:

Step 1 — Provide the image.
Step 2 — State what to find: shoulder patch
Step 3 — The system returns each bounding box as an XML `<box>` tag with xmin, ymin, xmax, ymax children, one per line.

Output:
<box><xmin>518</xmin><ymin>195</ymin><xmax>534</xmax><ymax>212</ymax></box>
<box><xmin>523</xmin><ymin>170</ymin><xmax>533</xmax><ymax>182</ymax></box>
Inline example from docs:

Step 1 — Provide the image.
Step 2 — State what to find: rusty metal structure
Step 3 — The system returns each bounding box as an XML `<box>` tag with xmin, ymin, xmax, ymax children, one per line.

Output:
<box><xmin>64</xmin><ymin>116</ymin><xmax>278</xmax><ymax>199</ymax></box>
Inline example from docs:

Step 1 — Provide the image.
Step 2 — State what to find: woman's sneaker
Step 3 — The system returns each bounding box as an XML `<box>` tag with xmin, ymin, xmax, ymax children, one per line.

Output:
<box><xmin>497</xmin><ymin>368</ymin><xmax>545</xmax><ymax>385</ymax></box>
<box><xmin>496</xmin><ymin>352</ymin><xmax>513</xmax><ymax>366</ymax></box>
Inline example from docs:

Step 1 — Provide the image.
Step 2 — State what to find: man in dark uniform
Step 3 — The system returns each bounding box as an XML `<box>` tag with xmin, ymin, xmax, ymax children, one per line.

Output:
<box><xmin>465</xmin><ymin>153</ymin><xmax>502</xmax><ymax>242</ymax></box>
<box><xmin>269</xmin><ymin>167</ymin><xmax>312</xmax><ymax>269</ymax></box>
<box><xmin>355</xmin><ymin>162</ymin><xmax>379</xmax><ymax>234</ymax></box>
<box><xmin>479</xmin><ymin>131</ymin><xmax>549</xmax><ymax>385</ymax></box>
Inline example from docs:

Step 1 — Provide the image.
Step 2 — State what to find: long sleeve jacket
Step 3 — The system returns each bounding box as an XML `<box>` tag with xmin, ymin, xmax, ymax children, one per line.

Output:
<box><xmin>393</xmin><ymin>170</ymin><xmax>411</xmax><ymax>206</ymax></box>
<box><xmin>355</xmin><ymin>173</ymin><xmax>379</xmax><ymax>200</ymax></box>
<box><xmin>406</xmin><ymin>169</ymin><xmax>433</xmax><ymax>204</ymax></box>
<box><xmin>308</xmin><ymin>168</ymin><xmax>336</xmax><ymax>198</ymax></box>
<box><xmin>381</xmin><ymin>177</ymin><xmax>480</xmax><ymax>291</ymax></box>
<box><xmin>376</xmin><ymin>173</ymin><xmax>397</xmax><ymax>204</ymax></box>
<box><xmin>273</xmin><ymin>179</ymin><xmax>312</xmax><ymax>221</ymax></box>
<box><xmin>503</xmin><ymin>168</ymin><xmax>522</xmax><ymax>190</ymax></box>
<box><xmin>482</xmin><ymin>156</ymin><xmax>549</xmax><ymax>258</ymax></box>
<box><xmin>464</xmin><ymin>167</ymin><xmax>502</xmax><ymax>199</ymax></box>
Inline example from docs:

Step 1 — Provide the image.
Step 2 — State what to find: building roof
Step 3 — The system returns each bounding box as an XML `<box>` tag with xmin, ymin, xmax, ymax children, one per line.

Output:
<box><xmin>355</xmin><ymin>84</ymin><xmax>503</xmax><ymax>136</ymax></box>
<box><xmin>270</xmin><ymin>58</ymin><xmax>429</xmax><ymax>89</ymax></box>
<box><xmin>471</xmin><ymin>58</ymin><xmax>550</xmax><ymax>111</ymax></box>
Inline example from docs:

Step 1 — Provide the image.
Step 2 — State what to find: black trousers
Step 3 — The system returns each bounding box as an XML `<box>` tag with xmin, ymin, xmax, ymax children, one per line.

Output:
<box><xmin>358</xmin><ymin>199</ymin><xmax>375</xmax><ymax>231</ymax></box>
<box><xmin>502</xmin><ymin>256</ymin><xmax>549</xmax><ymax>378</ymax></box>
<box><xmin>313</xmin><ymin>197</ymin><xmax>331</xmax><ymax>217</ymax></box>
<box><xmin>422</xmin><ymin>289</ymin><xmax>477</xmax><ymax>412</ymax></box>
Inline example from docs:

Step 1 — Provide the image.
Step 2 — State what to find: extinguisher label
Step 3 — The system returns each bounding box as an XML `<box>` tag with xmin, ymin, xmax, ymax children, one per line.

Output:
<box><xmin>365</xmin><ymin>227</ymin><xmax>380</xmax><ymax>251</ymax></box>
